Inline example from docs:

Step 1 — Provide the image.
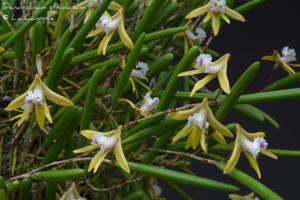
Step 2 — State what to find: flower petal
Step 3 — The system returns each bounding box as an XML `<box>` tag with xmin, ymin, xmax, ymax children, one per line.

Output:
<box><xmin>261</xmin><ymin>149</ymin><xmax>278</xmax><ymax>159</ymax></box>
<box><xmin>93</xmin><ymin>150</ymin><xmax>110</xmax><ymax>173</ymax></box>
<box><xmin>185</xmin><ymin>129</ymin><xmax>194</xmax><ymax>149</ymax></box>
<box><xmin>168</xmin><ymin>104</ymin><xmax>201</xmax><ymax>120</ymax></box>
<box><xmin>73</xmin><ymin>144</ymin><xmax>99</xmax><ymax>154</ymax></box>
<box><xmin>243</xmin><ymin>149</ymin><xmax>261</xmax><ymax>179</ymax></box>
<box><xmin>191</xmin><ymin>127</ymin><xmax>201</xmax><ymax>149</ymax></box>
<box><xmin>4</xmin><ymin>92</ymin><xmax>27</xmax><ymax>111</ymax></box>
<box><xmin>224</xmin><ymin>126</ymin><xmax>242</xmax><ymax>174</ymax></box>
<box><xmin>221</xmin><ymin>14</ymin><xmax>230</xmax><ymax>24</ymax></box>
<box><xmin>217</xmin><ymin>54</ymin><xmax>231</xmax><ymax>94</ymax></box>
<box><xmin>261</xmin><ymin>55</ymin><xmax>276</xmax><ymax>61</ymax></box>
<box><xmin>212</xmin><ymin>131</ymin><xmax>227</xmax><ymax>144</ymax></box>
<box><xmin>185</xmin><ymin>3</ymin><xmax>210</xmax><ymax>19</ymax></box>
<box><xmin>114</xmin><ymin>139</ymin><xmax>130</xmax><ymax>173</ymax></box>
<box><xmin>80</xmin><ymin>130</ymin><xmax>99</xmax><ymax>140</ymax></box>
<box><xmin>281</xmin><ymin>61</ymin><xmax>296</xmax><ymax>75</ymax></box>
<box><xmin>190</xmin><ymin>74</ymin><xmax>216</xmax><ymax>96</ymax></box>
<box><xmin>42</xmin><ymin>83</ymin><xmax>74</xmax><ymax>107</ymax></box>
<box><xmin>225</xmin><ymin>6</ymin><xmax>246</xmax><ymax>22</ymax></box>
<box><xmin>199</xmin><ymin>128</ymin><xmax>207</xmax><ymax>153</ymax></box>
<box><xmin>211</xmin><ymin>14</ymin><xmax>221</xmax><ymax>36</ymax></box>
<box><xmin>117</xmin><ymin>14</ymin><xmax>134</xmax><ymax>50</ymax></box>
<box><xmin>87</xmin><ymin>27</ymin><xmax>104</xmax><ymax>38</ymax></box>
<box><xmin>178</xmin><ymin>69</ymin><xmax>204</xmax><ymax>77</ymax></box>
<box><xmin>98</xmin><ymin>31</ymin><xmax>115</xmax><ymax>55</ymax></box>
<box><xmin>35</xmin><ymin>104</ymin><xmax>45</xmax><ymax>129</ymax></box>
<box><xmin>172</xmin><ymin>125</ymin><xmax>193</xmax><ymax>143</ymax></box>
<box><xmin>203</xmin><ymin>99</ymin><xmax>233</xmax><ymax>137</ymax></box>
<box><xmin>43</xmin><ymin>100</ymin><xmax>53</xmax><ymax>123</ymax></box>
<box><xmin>203</xmin><ymin>12</ymin><xmax>212</xmax><ymax>23</ymax></box>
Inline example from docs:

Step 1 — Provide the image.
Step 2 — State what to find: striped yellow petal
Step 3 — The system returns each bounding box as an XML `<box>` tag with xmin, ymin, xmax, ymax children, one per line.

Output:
<box><xmin>243</xmin><ymin>130</ymin><xmax>265</xmax><ymax>139</ymax></box>
<box><xmin>190</xmin><ymin>74</ymin><xmax>216</xmax><ymax>96</ymax></box>
<box><xmin>118</xmin><ymin>16</ymin><xmax>134</xmax><ymax>50</ymax></box>
<box><xmin>224</xmin><ymin>6</ymin><xmax>246</xmax><ymax>22</ymax></box>
<box><xmin>43</xmin><ymin>100</ymin><xmax>52</xmax><ymax>123</ymax></box>
<box><xmin>87</xmin><ymin>27</ymin><xmax>104</xmax><ymax>38</ymax></box>
<box><xmin>211</xmin><ymin>13</ymin><xmax>221</xmax><ymax>36</ymax></box>
<box><xmin>168</xmin><ymin>104</ymin><xmax>201</xmax><ymax>120</ymax></box>
<box><xmin>281</xmin><ymin>61</ymin><xmax>296</xmax><ymax>75</ymax></box>
<box><xmin>42</xmin><ymin>84</ymin><xmax>73</xmax><ymax>107</ymax></box>
<box><xmin>118</xmin><ymin>98</ymin><xmax>138</xmax><ymax>110</ymax></box>
<box><xmin>185</xmin><ymin>130</ymin><xmax>194</xmax><ymax>149</ymax></box>
<box><xmin>88</xmin><ymin>151</ymin><xmax>106</xmax><ymax>173</ymax></box>
<box><xmin>191</xmin><ymin>127</ymin><xmax>201</xmax><ymax>149</ymax></box>
<box><xmin>98</xmin><ymin>31</ymin><xmax>115</xmax><ymax>55</ymax></box>
<box><xmin>185</xmin><ymin>3</ymin><xmax>210</xmax><ymax>19</ymax></box>
<box><xmin>224</xmin><ymin>126</ymin><xmax>242</xmax><ymax>174</ymax></box>
<box><xmin>80</xmin><ymin>130</ymin><xmax>99</xmax><ymax>140</ymax></box>
<box><xmin>4</xmin><ymin>92</ymin><xmax>27</xmax><ymax>111</ymax></box>
<box><xmin>217</xmin><ymin>54</ymin><xmax>231</xmax><ymax>94</ymax></box>
<box><xmin>203</xmin><ymin>12</ymin><xmax>212</xmax><ymax>23</ymax></box>
<box><xmin>73</xmin><ymin>144</ymin><xmax>99</xmax><ymax>154</ymax></box>
<box><xmin>212</xmin><ymin>131</ymin><xmax>227</xmax><ymax>144</ymax></box>
<box><xmin>172</xmin><ymin>125</ymin><xmax>193</xmax><ymax>143</ymax></box>
<box><xmin>114</xmin><ymin>138</ymin><xmax>130</xmax><ymax>173</ymax></box>
<box><xmin>199</xmin><ymin>128</ymin><xmax>207</xmax><ymax>153</ymax></box>
<box><xmin>35</xmin><ymin>104</ymin><xmax>45</xmax><ymax>129</ymax></box>
<box><xmin>261</xmin><ymin>55</ymin><xmax>276</xmax><ymax>61</ymax></box>
<box><xmin>178</xmin><ymin>69</ymin><xmax>204</xmax><ymax>77</ymax></box>
<box><xmin>243</xmin><ymin>149</ymin><xmax>261</xmax><ymax>179</ymax></box>
<box><xmin>93</xmin><ymin>150</ymin><xmax>110</xmax><ymax>173</ymax></box>
<box><xmin>221</xmin><ymin>14</ymin><xmax>230</xmax><ymax>24</ymax></box>
<box><xmin>290</xmin><ymin>63</ymin><xmax>300</xmax><ymax>67</ymax></box>
<box><xmin>203</xmin><ymin>98</ymin><xmax>233</xmax><ymax>137</ymax></box>
<box><xmin>261</xmin><ymin>149</ymin><xmax>278</xmax><ymax>159</ymax></box>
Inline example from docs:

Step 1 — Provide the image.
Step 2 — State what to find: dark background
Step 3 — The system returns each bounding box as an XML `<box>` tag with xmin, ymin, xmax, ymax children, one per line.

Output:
<box><xmin>163</xmin><ymin>1</ymin><xmax>300</xmax><ymax>199</ymax></box>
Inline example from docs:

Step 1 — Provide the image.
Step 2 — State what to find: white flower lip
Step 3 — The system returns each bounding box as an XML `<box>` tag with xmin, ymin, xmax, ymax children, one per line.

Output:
<box><xmin>195</xmin><ymin>53</ymin><xmax>223</xmax><ymax>74</ymax></box>
<box><xmin>281</xmin><ymin>46</ymin><xmax>297</xmax><ymax>63</ymax></box>
<box><xmin>186</xmin><ymin>27</ymin><xmax>207</xmax><ymax>45</ymax></box>
<box><xmin>140</xmin><ymin>92</ymin><xmax>159</xmax><ymax>114</ymax></box>
<box><xmin>240</xmin><ymin>136</ymin><xmax>268</xmax><ymax>159</ymax></box>
<box><xmin>91</xmin><ymin>133</ymin><xmax>117</xmax><ymax>152</ymax></box>
<box><xmin>131</xmin><ymin>62</ymin><xmax>149</xmax><ymax>79</ymax></box>
<box><xmin>195</xmin><ymin>54</ymin><xmax>212</xmax><ymax>68</ymax></box>
<box><xmin>96</xmin><ymin>15</ymin><xmax>120</xmax><ymax>34</ymax></box>
<box><xmin>24</xmin><ymin>88</ymin><xmax>44</xmax><ymax>105</ymax></box>
<box><xmin>209</xmin><ymin>0</ymin><xmax>226</xmax><ymax>13</ymax></box>
<box><xmin>187</xmin><ymin>108</ymin><xmax>207</xmax><ymax>128</ymax></box>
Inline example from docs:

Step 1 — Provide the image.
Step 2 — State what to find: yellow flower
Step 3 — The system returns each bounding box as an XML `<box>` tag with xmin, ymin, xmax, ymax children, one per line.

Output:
<box><xmin>5</xmin><ymin>75</ymin><xmax>73</xmax><ymax>129</ymax></box>
<box><xmin>168</xmin><ymin>98</ymin><xmax>233</xmax><ymax>152</ymax></box>
<box><xmin>118</xmin><ymin>92</ymin><xmax>159</xmax><ymax>117</ymax></box>
<box><xmin>262</xmin><ymin>46</ymin><xmax>300</xmax><ymax>75</ymax></box>
<box><xmin>178</xmin><ymin>53</ymin><xmax>231</xmax><ymax>96</ymax></box>
<box><xmin>224</xmin><ymin>124</ymin><xmax>278</xmax><ymax>178</ymax></box>
<box><xmin>118</xmin><ymin>57</ymin><xmax>151</xmax><ymax>97</ymax></box>
<box><xmin>60</xmin><ymin>182</ymin><xmax>85</xmax><ymax>200</ymax></box>
<box><xmin>73</xmin><ymin>126</ymin><xmax>130</xmax><ymax>173</ymax></box>
<box><xmin>185</xmin><ymin>0</ymin><xmax>245</xmax><ymax>36</ymax></box>
<box><xmin>229</xmin><ymin>192</ymin><xmax>258</xmax><ymax>200</ymax></box>
<box><xmin>87</xmin><ymin>9</ymin><xmax>133</xmax><ymax>55</ymax></box>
